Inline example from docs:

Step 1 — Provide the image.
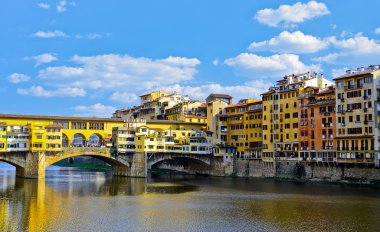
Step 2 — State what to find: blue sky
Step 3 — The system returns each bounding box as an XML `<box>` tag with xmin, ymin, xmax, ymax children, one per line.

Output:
<box><xmin>1</xmin><ymin>0</ymin><xmax>380</xmax><ymax>117</ymax></box>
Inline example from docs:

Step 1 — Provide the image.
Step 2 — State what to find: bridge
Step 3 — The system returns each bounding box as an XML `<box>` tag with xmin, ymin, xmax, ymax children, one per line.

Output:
<box><xmin>0</xmin><ymin>114</ymin><xmax>232</xmax><ymax>178</ymax></box>
<box><xmin>0</xmin><ymin>147</ymin><xmax>223</xmax><ymax>178</ymax></box>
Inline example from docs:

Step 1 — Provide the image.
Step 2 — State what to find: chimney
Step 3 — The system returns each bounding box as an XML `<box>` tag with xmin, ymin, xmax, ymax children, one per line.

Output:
<box><xmin>314</xmin><ymin>72</ymin><xmax>317</xmax><ymax>78</ymax></box>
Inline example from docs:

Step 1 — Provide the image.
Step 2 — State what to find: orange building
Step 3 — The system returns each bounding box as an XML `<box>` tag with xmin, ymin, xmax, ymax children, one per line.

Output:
<box><xmin>298</xmin><ymin>86</ymin><xmax>336</xmax><ymax>162</ymax></box>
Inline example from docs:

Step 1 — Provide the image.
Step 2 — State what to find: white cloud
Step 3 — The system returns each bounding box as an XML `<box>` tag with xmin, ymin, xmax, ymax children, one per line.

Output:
<box><xmin>224</xmin><ymin>53</ymin><xmax>320</xmax><ymax>79</ymax></box>
<box><xmin>375</xmin><ymin>28</ymin><xmax>380</xmax><ymax>35</ymax></box>
<box><xmin>249</xmin><ymin>31</ymin><xmax>329</xmax><ymax>54</ymax></box>
<box><xmin>212</xmin><ymin>59</ymin><xmax>219</xmax><ymax>66</ymax></box>
<box><xmin>25</xmin><ymin>53</ymin><xmax>58</xmax><ymax>66</ymax></box>
<box><xmin>32</xmin><ymin>30</ymin><xmax>68</xmax><ymax>38</ymax></box>
<box><xmin>38</xmin><ymin>54</ymin><xmax>200</xmax><ymax>90</ymax></box>
<box><xmin>75</xmin><ymin>33</ymin><xmax>103</xmax><ymax>39</ymax></box>
<box><xmin>17</xmin><ymin>86</ymin><xmax>86</xmax><ymax>97</ymax></box>
<box><xmin>313</xmin><ymin>33</ymin><xmax>380</xmax><ymax>64</ymax></box>
<box><xmin>110</xmin><ymin>92</ymin><xmax>138</xmax><ymax>103</ymax></box>
<box><xmin>37</xmin><ymin>3</ymin><xmax>50</xmax><ymax>9</ymax></box>
<box><xmin>7</xmin><ymin>73</ymin><xmax>31</xmax><ymax>84</ymax></box>
<box><xmin>73</xmin><ymin>103</ymin><xmax>116</xmax><ymax>118</ymax></box>
<box><xmin>56</xmin><ymin>1</ymin><xmax>76</xmax><ymax>13</ymax></box>
<box><xmin>331</xmin><ymin>67</ymin><xmax>348</xmax><ymax>78</ymax></box>
<box><xmin>164</xmin><ymin>80</ymin><xmax>270</xmax><ymax>101</ymax></box>
<box><xmin>255</xmin><ymin>1</ymin><xmax>330</xmax><ymax>28</ymax></box>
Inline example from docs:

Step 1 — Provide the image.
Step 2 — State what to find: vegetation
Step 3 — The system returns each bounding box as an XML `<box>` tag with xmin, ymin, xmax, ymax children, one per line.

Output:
<box><xmin>55</xmin><ymin>163</ymin><xmax>111</xmax><ymax>172</ymax></box>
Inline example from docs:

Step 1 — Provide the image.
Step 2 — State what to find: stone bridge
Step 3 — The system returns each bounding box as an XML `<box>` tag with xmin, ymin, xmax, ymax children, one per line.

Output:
<box><xmin>0</xmin><ymin>148</ymin><xmax>231</xmax><ymax>178</ymax></box>
<box><xmin>0</xmin><ymin>148</ymin><xmax>145</xmax><ymax>178</ymax></box>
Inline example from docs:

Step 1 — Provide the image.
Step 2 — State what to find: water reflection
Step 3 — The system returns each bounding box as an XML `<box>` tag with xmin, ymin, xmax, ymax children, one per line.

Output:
<box><xmin>1</xmin><ymin>165</ymin><xmax>380</xmax><ymax>232</ymax></box>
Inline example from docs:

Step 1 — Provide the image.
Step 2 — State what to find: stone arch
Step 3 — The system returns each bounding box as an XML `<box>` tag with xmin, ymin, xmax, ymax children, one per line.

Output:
<box><xmin>62</xmin><ymin>133</ymin><xmax>69</xmax><ymax>147</ymax></box>
<box><xmin>148</xmin><ymin>154</ymin><xmax>211</xmax><ymax>171</ymax></box>
<box><xmin>88</xmin><ymin>133</ymin><xmax>104</xmax><ymax>147</ymax></box>
<box><xmin>0</xmin><ymin>158</ymin><xmax>24</xmax><ymax>169</ymax></box>
<box><xmin>44</xmin><ymin>151</ymin><xmax>129</xmax><ymax>170</ymax></box>
<box><xmin>71</xmin><ymin>133</ymin><xmax>87</xmax><ymax>147</ymax></box>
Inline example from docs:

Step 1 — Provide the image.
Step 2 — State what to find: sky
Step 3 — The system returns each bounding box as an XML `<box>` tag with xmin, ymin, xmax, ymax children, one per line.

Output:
<box><xmin>1</xmin><ymin>0</ymin><xmax>380</xmax><ymax>117</ymax></box>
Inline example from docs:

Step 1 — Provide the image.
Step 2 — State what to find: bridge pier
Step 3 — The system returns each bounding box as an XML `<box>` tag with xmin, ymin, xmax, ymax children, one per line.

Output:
<box><xmin>18</xmin><ymin>152</ymin><xmax>46</xmax><ymax>179</ymax></box>
<box><xmin>113</xmin><ymin>152</ymin><xmax>147</xmax><ymax>178</ymax></box>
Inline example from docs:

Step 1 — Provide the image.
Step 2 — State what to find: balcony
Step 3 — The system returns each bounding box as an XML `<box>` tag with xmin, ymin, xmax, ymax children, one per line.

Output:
<box><xmin>344</xmin><ymin>85</ymin><xmax>363</xmax><ymax>90</ymax></box>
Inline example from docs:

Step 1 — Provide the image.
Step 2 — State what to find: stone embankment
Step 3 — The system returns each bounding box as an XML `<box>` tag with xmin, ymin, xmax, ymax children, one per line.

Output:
<box><xmin>235</xmin><ymin>159</ymin><xmax>380</xmax><ymax>184</ymax></box>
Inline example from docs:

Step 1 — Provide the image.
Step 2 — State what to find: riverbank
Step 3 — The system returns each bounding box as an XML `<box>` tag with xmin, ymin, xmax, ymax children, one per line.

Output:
<box><xmin>235</xmin><ymin>159</ymin><xmax>380</xmax><ymax>187</ymax></box>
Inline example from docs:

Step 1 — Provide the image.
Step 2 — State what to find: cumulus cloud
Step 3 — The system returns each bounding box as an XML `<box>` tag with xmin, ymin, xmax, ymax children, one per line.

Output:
<box><xmin>17</xmin><ymin>86</ymin><xmax>86</xmax><ymax>97</ymax></box>
<box><xmin>38</xmin><ymin>54</ymin><xmax>201</xmax><ymax>90</ymax></box>
<box><xmin>331</xmin><ymin>67</ymin><xmax>348</xmax><ymax>78</ymax></box>
<box><xmin>165</xmin><ymin>80</ymin><xmax>270</xmax><ymax>101</ymax></box>
<box><xmin>313</xmin><ymin>33</ymin><xmax>380</xmax><ymax>64</ymax></box>
<box><xmin>249</xmin><ymin>31</ymin><xmax>329</xmax><ymax>54</ymax></box>
<box><xmin>110</xmin><ymin>92</ymin><xmax>138</xmax><ymax>103</ymax></box>
<box><xmin>73</xmin><ymin>103</ymin><xmax>116</xmax><ymax>117</ymax></box>
<box><xmin>37</xmin><ymin>3</ymin><xmax>50</xmax><ymax>9</ymax></box>
<box><xmin>25</xmin><ymin>53</ymin><xmax>58</xmax><ymax>66</ymax></box>
<box><xmin>224</xmin><ymin>53</ymin><xmax>320</xmax><ymax>79</ymax></box>
<box><xmin>375</xmin><ymin>28</ymin><xmax>380</xmax><ymax>35</ymax></box>
<box><xmin>32</xmin><ymin>30</ymin><xmax>68</xmax><ymax>38</ymax></box>
<box><xmin>255</xmin><ymin>1</ymin><xmax>330</xmax><ymax>28</ymax></box>
<box><xmin>7</xmin><ymin>73</ymin><xmax>31</xmax><ymax>84</ymax></box>
<box><xmin>56</xmin><ymin>1</ymin><xmax>75</xmax><ymax>13</ymax></box>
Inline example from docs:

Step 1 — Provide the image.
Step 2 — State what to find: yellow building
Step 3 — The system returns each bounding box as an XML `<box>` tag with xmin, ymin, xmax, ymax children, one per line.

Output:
<box><xmin>205</xmin><ymin>93</ymin><xmax>233</xmax><ymax>145</ymax></box>
<box><xmin>216</xmin><ymin>99</ymin><xmax>262</xmax><ymax>159</ymax></box>
<box><xmin>0</xmin><ymin>114</ymin><xmax>125</xmax><ymax>153</ymax></box>
<box><xmin>165</xmin><ymin>101</ymin><xmax>206</xmax><ymax>121</ymax></box>
<box><xmin>262</xmin><ymin>72</ymin><xmax>334</xmax><ymax>161</ymax></box>
<box><xmin>113</xmin><ymin>91</ymin><xmax>191</xmax><ymax>120</ymax></box>
<box><xmin>114</xmin><ymin>120</ymin><xmax>209</xmax><ymax>155</ymax></box>
<box><xmin>334</xmin><ymin>66</ymin><xmax>380</xmax><ymax>165</ymax></box>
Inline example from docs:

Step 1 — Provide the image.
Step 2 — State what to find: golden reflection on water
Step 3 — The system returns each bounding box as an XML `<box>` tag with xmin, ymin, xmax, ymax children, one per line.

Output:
<box><xmin>1</xmin><ymin>167</ymin><xmax>380</xmax><ymax>232</ymax></box>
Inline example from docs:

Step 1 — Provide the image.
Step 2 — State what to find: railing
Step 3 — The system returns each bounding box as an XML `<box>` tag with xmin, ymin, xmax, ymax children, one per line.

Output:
<box><xmin>62</xmin><ymin>147</ymin><xmax>111</xmax><ymax>155</ymax></box>
<box><xmin>344</xmin><ymin>85</ymin><xmax>363</xmax><ymax>90</ymax></box>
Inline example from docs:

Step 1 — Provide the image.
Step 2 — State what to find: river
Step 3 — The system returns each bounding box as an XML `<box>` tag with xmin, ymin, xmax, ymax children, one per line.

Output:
<box><xmin>0</xmin><ymin>163</ymin><xmax>379</xmax><ymax>232</ymax></box>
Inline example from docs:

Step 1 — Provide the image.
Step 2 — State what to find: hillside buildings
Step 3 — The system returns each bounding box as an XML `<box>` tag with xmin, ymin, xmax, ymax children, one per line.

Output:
<box><xmin>110</xmin><ymin>66</ymin><xmax>380</xmax><ymax>167</ymax></box>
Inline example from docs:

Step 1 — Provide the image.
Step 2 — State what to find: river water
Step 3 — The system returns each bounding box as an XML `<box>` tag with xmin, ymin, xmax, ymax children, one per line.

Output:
<box><xmin>0</xmin><ymin>163</ymin><xmax>380</xmax><ymax>232</ymax></box>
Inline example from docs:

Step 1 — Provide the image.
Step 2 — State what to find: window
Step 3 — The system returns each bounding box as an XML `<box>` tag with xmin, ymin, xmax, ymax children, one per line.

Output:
<box><xmin>71</xmin><ymin>121</ymin><xmax>87</xmax><ymax>130</ymax></box>
<box><xmin>337</xmin><ymin>81</ymin><xmax>344</xmax><ymax>87</ymax></box>
<box><xmin>89</xmin><ymin>122</ymin><xmax>104</xmax><ymax>130</ymax></box>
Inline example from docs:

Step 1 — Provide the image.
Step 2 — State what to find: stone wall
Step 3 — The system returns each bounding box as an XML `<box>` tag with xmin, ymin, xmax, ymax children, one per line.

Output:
<box><xmin>234</xmin><ymin>159</ymin><xmax>380</xmax><ymax>182</ymax></box>
<box><xmin>236</xmin><ymin>159</ymin><xmax>275</xmax><ymax>177</ymax></box>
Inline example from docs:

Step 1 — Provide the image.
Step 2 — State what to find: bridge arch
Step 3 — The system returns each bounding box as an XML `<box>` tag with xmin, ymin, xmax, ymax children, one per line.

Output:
<box><xmin>44</xmin><ymin>148</ymin><xmax>130</xmax><ymax>170</ymax></box>
<box><xmin>148</xmin><ymin>154</ymin><xmax>211</xmax><ymax>173</ymax></box>
<box><xmin>71</xmin><ymin>133</ymin><xmax>87</xmax><ymax>147</ymax></box>
<box><xmin>88</xmin><ymin>133</ymin><xmax>104</xmax><ymax>147</ymax></box>
<box><xmin>62</xmin><ymin>133</ymin><xmax>69</xmax><ymax>147</ymax></box>
<box><xmin>0</xmin><ymin>158</ymin><xmax>25</xmax><ymax>169</ymax></box>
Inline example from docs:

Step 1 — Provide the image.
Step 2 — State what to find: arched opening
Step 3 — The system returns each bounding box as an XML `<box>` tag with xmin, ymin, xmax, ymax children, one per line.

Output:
<box><xmin>46</xmin><ymin>154</ymin><xmax>129</xmax><ymax>176</ymax></box>
<box><xmin>62</xmin><ymin>133</ymin><xmax>69</xmax><ymax>147</ymax></box>
<box><xmin>88</xmin><ymin>134</ymin><xmax>104</xmax><ymax>147</ymax></box>
<box><xmin>71</xmin><ymin>133</ymin><xmax>87</xmax><ymax>147</ymax></box>
<box><xmin>150</xmin><ymin>157</ymin><xmax>210</xmax><ymax>175</ymax></box>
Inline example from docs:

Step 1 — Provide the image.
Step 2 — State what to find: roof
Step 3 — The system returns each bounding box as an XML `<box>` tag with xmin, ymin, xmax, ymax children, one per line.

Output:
<box><xmin>333</xmin><ymin>69</ymin><xmax>375</xmax><ymax>80</ymax></box>
<box><xmin>0</xmin><ymin>113</ymin><xmax>125</xmax><ymax>122</ymax></box>
<box><xmin>207</xmin><ymin>93</ymin><xmax>233</xmax><ymax>99</ymax></box>
<box><xmin>261</xmin><ymin>90</ymin><xmax>275</xmax><ymax>95</ymax></box>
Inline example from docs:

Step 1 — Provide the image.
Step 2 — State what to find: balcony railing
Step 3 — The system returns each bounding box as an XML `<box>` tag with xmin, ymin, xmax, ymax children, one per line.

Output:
<box><xmin>344</xmin><ymin>85</ymin><xmax>363</xmax><ymax>90</ymax></box>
